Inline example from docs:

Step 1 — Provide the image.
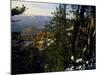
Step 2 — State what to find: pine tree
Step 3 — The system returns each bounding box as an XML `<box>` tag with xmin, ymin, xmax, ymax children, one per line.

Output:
<box><xmin>44</xmin><ymin>4</ymin><xmax>68</xmax><ymax>71</ymax></box>
<box><xmin>71</xmin><ymin>5</ymin><xmax>96</xmax><ymax>69</ymax></box>
<box><xmin>11</xmin><ymin>5</ymin><xmax>26</xmax><ymax>16</ymax></box>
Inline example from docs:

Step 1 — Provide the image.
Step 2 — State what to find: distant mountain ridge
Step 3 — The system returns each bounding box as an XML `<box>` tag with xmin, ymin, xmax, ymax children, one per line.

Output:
<box><xmin>11</xmin><ymin>15</ymin><xmax>52</xmax><ymax>32</ymax></box>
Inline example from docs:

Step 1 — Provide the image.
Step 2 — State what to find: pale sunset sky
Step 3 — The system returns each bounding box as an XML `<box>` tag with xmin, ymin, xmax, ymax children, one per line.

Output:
<box><xmin>12</xmin><ymin>0</ymin><xmax>59</xmax><ymax>16</ymax></box>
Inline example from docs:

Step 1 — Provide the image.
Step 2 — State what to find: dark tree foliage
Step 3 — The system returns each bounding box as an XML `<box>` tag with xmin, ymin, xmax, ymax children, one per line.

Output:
<box><xmin>11</xmin><ymin>5</ymin><xmax>26</xmax><ymax>16</ymax></box>
<box><xmin>70</xmin><ymin>5</ymin><xmax>96</xmax><ymax>69</ymax></box>
<box><xmin>11</xmin><ymin>32</ymin><xmax>43</xmax><ymax>74</ymax></box>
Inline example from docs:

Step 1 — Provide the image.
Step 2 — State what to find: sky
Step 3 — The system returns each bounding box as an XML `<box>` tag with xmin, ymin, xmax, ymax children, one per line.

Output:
<box><xmin>12</xmin><ymin>0</ymin><xmax>59</xmax><ymax>16</ymax></box>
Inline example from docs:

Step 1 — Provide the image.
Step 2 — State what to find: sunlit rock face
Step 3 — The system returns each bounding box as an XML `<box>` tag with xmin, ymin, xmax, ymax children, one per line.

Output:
<box><xmin>34</xmin><ymin>31</ymin><xmax>54</xmax><ymax>50</ymax></box>
<box><xmin>21</xmin><ymin>26</ymin><xmax>40</xmax><ymax>42</ymax></box>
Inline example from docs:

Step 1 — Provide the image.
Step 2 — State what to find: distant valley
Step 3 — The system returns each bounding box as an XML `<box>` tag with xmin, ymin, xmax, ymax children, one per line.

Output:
<box><xmin>11</xmin><ymin>15</ymin><xmax>52</xmax><ymax>32</ymax></box>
